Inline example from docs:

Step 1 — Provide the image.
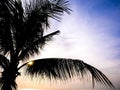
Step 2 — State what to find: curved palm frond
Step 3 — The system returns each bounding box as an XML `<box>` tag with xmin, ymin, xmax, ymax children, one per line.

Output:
<box><xmin>23</xmin><ymin>0</ymin><xmax>70</xmax><ymax>41</ymax></box>
<box><xmin>49</xmin><ymin>0</ymin><xmax>71</xmax><ymax>20</ymax></box>
<box><xmin>23</xmin><ymin>58</ymin><xmax>115</xmax><ymax>88</ymax></box>
<box><xmin>1</xmin><ymin>0</ymin><xmax>70</xmax><ymax>57</ymax></box>
<box><xmin>18</xmin><ymin>31</ymin><xmax>60</xmax><ymax>61</ymax></box>
<box><xmin>13</xmin><ymin>0</ymin><xmax>70</xmax><ymax>58</ymax></box>
<box><xmin>25</xmin><ymin>0</ymin><xmax>70</xmax><ymax>22</ymax></box>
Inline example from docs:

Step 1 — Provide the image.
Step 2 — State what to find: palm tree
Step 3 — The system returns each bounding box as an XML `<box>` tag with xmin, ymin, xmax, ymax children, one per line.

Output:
<box><xmin>0</xmin><ymin>0</ymin><xmax>115</xmax><ymax>90</ymax></box>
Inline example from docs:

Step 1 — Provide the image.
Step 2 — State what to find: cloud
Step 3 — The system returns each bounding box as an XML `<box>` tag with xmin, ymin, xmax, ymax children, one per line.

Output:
<box><xmin>17</xmin><ymin>0</ymin><xmax>120</xmax><ymax>90</ymax></box>
<box><xmin>21</xmin><ymin>0</ymin><xmax>120</xmax><ymax>89</ymax></box>
<box><xmin>40</xmin><ymin>4</ymin><xmax>120</xmax><ymax>67</ymax></box>
<box><xmin>37</xmin><ymin>1</ymin><xmax>120</xmax><ymax>88</ymax></box>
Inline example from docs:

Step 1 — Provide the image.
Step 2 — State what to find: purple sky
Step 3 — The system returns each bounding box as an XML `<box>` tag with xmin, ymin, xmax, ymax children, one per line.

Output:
<box><xmin>18</xmin><ymin>0</ymin><xmax>120</xmax><ymax>90</ymax></box>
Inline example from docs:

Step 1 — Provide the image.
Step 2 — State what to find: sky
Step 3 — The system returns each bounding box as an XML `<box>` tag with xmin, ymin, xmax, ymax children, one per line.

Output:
<box><xmin>18</xmin><ymin>0</ymin><xmax>120</xmax><ymax>90</ymax></box>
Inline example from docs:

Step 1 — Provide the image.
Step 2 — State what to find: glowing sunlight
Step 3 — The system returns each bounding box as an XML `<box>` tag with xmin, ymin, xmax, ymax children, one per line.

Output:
<box><xmin>19</xmin><ymin>89</ymin><xmax>39</xmax><ymax>90</ymax></box>
<box><xmin>27</xmin><ymin>61</ymin><xmax>34</xmax><ymax>66</ymax></box>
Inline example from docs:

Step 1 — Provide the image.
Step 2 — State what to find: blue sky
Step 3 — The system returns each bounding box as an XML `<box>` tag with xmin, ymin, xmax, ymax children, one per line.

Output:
<box><xmin>74</xmin><ymin>0</ymin><xmax>120</xmax><ymax>37</ymax></box>
<box><xmin>18</xmin><ymin>0</ymin><xmax>120</xmax><ymax>90</ymax></box>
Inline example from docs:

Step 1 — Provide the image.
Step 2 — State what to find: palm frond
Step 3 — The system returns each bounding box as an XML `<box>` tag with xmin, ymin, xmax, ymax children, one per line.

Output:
<box><xmin>14</xmin><ymin>0</ymin><xmax>70</xmax><ymax>56</ymax></box>
<box><xmin>0</xmin><ymin>0</ymin><xmax>23</xmax><ymax>55</ymax></box>
<box><xmin>25</xmin><ymin>0</ymin><xmax>70</xmax><ymax>23</ymax></box>
<box><xmin>0</xmin><ymin>0</ymin><xmax>13</xmax><ymax>55</ymax></box>
<box><xmin>0</xmin><ymin>55</ymin><xmax>9</xmax><ymax>69</ymax></box>
<box><xmin>47</xmin><ymin>0</ymin><xmax>71</xmax><ymax>21</ymax></box>
<box><xmin>18</xmin><ymin>31</ymin><xmax>60</xmax><ymax>61</ymax></box>
<box><xmin>23</xmin><ymin>58</ymin><xmax>115</xmax><ymax>88</ymax></box>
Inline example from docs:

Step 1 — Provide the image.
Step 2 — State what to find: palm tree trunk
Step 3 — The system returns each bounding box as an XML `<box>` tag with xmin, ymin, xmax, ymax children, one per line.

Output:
<box><xmin>1</xmin><ymin>82</ymin><xmax>16</xmax><ymax>90</ymax></box>
<box><xmin>1</xmin><ymin>72</ymin><xmax>17</xmax><ymax>90</ymax></box>
<box><xmin>1</xmin><ymin>62</ymin><xmax>18</xmax><ymax>90</ymax></box>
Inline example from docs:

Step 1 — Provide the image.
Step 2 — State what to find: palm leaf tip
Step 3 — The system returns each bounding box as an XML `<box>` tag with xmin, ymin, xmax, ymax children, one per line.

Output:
<box><xmin>83</xmin><ymin>62</ymin><xmax>115</xmax><ymax>89</ymax></box>
<box><xmin>23</xmin><ymin>58</ymin><xmax>115</xmax><ymax>88</ymax></box>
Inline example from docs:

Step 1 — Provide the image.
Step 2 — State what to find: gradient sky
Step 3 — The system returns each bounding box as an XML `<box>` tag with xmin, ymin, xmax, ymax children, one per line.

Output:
<box><xmin>18</xmin><ymin>0</ymin><xmax>120</xmax><ymax>90</ymax></box>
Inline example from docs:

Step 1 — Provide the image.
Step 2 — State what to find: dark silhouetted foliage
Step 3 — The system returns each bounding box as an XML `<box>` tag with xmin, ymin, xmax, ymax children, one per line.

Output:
<box><xmin>0</xmin><ymin>0</ymin><xmax>115</xmax><ymax>90</ymax></box>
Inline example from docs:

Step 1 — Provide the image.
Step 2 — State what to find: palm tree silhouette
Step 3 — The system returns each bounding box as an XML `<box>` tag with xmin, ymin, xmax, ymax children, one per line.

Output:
<box><xmin>0</xmin><ymin>0</ymin><xmax>115</xmax><ymax>90</ymax></box>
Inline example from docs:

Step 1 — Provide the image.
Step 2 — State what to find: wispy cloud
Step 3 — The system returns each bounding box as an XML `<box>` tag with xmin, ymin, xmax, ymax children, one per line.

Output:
<box><xmin>18</xmin><ymin>0</ymin><xmax>120</xmax><ymax>89</ymax></box>
<box><xmin>38</xmin><ymin>0</ymin><xmax>120</xmax><ymax>88</ymax></box>
<box><xmin>41</xmin><ymin>4</ymin><xmax>120</xmax><ymax>67</ymax></box>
